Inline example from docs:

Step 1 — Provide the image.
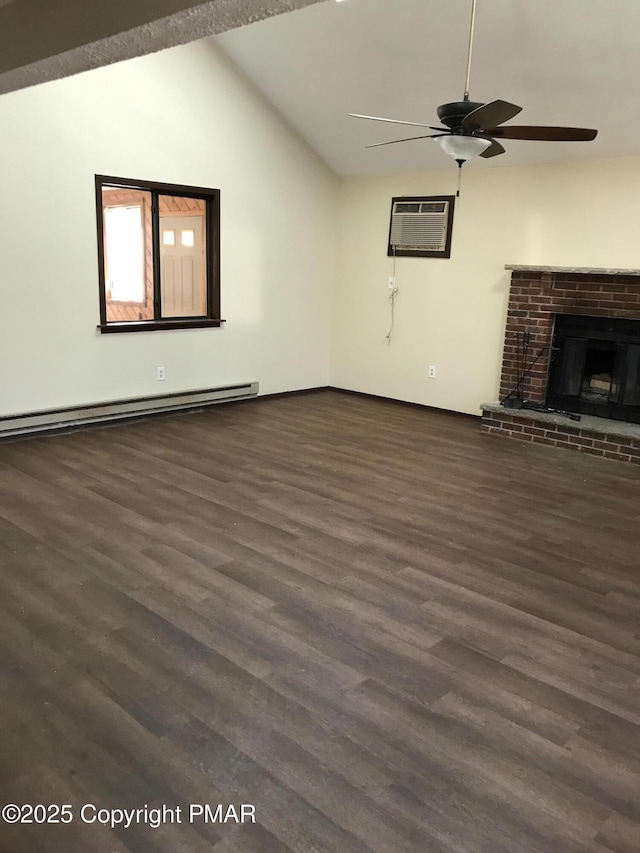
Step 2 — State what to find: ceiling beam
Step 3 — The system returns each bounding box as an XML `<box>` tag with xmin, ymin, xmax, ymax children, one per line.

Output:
<box><xmin>0</xmin><ymin>0</ymin><xmax>327</xmax><ymax>95</ymax></box>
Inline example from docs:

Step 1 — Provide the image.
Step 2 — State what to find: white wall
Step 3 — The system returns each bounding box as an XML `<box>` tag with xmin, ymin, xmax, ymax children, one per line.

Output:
<box><xmin>0</xmin><ymin>39</ymin><xmax>337</xmax><ymax>415</ymax></box>
<box><xmin>330</xmin><ymin>157</ymin><xmax>640</xmax><ymax>415</ymax></box>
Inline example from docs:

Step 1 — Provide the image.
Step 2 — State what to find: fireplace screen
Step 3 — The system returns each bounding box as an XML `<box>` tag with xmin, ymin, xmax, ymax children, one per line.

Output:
<box><xmin>547</xmin><ymin>315</ymin><xmax>640</xmax><ymax>422</ymax></box>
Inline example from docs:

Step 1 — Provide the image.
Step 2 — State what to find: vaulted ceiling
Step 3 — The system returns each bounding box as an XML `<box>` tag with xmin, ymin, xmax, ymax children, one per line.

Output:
<box><xmin>3</xmin><ymin>0</ymin><xmax>638</xmax><ymax>178</ymax></box>
<box><xmin>215</xmin><ymin>0</ymin><xmax>640</xmax><ymax>175</ymax></box>
<box><xmin>0</xmin><ymin>0</ymin><xmax>327</xmax><ymax>95</ymax></box>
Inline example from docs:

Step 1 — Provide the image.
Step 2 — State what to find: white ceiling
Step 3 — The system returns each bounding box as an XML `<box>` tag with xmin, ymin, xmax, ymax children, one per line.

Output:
<box><xmin>215</xmin><ymin>0</ymin><xmax>640</xmax><ymax>176</ymax></box>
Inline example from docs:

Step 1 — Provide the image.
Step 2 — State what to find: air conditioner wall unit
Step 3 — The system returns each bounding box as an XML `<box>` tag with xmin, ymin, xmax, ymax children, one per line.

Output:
<box><xmin>387</xmin><ymin>195</ymin><xmax>455</xmax><ymax>258</ymax></box>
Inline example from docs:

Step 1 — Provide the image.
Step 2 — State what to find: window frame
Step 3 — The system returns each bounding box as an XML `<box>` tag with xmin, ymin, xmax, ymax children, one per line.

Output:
<box><xmin>95</xmin><ymin>175</ymin><xmax>223</xmax><ymax>333</ymax></box>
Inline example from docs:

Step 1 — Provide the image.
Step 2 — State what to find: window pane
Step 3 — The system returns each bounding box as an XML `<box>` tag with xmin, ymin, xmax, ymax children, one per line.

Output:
<box><xmin>102</xmin><ymin>188</ymin><xmax>153</xmax><ymax>321</ymax></box>
<box><xmin>104</xmin><ymin>206</ymin><xmax>144</xmax><ymax>301</ymax></box>
<box><xmin>159</xmin><ymin>196</ymin><xmax>206</xmax><ymax>318</ymax></box>
<box><xmin>163</xmin><ymin>229</ymin><xmax>175</xmax><ymax>246</ymax></box>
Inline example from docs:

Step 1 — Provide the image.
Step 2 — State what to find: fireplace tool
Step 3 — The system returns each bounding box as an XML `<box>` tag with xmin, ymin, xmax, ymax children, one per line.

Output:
<box><xmin>501</xmin><ymin>331</ymin><xmax>581</xmax><ymax>421</ymax></box>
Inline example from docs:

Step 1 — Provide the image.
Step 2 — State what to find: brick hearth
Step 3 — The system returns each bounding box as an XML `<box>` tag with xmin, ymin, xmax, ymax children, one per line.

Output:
<box><xmin>482</xmin><ymin>265</ymin><xmax>640</xmax><ymax>464</ymax></box>
<box><xmin>481</xmin><ymin>404</ymin><xmax>640</xmax><ymax>465</ymax></box>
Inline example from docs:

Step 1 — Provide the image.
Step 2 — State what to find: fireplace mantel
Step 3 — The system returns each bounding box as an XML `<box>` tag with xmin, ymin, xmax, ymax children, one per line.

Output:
<box><xmin>504</xmin><ymin>264</ymin><xmax>640</xmax><ymax>275</ymax></box>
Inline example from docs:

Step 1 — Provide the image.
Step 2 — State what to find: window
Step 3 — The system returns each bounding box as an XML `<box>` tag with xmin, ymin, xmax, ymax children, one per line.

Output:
<box><xmin>96</xmin><ymin>176</ymin><xmax>222</xmax><ymax>332</ymax></box>
<box><xmin>103</xmin><ymin>204</ymin><xmax>145</xmax><ymax>303</ymax></box>
<box><xmin>387</xmin><ymin>195</ymin><xmax>455</xmax><ymax>258</ymax></box>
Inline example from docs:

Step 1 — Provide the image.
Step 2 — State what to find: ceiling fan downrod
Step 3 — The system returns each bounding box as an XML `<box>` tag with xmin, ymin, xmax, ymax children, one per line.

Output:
<box><xmin>463</xmin><ymin>0</ymin><xmax>478</xmax><ymax>101</ymax></box>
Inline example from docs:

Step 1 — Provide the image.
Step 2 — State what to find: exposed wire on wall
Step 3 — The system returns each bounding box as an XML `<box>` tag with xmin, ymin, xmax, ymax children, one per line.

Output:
<box><xmin>385</xmin><ymin>286</ymin><xmax>399</xmax><ymax>345</ymax></box>
<box><xmin>385</xmin><ymin>247</ymin><xmax>399</xmax><ymax>345</ymax></box>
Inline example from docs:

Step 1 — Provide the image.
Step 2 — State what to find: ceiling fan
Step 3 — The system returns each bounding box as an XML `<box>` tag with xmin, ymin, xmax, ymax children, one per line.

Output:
<box><xmin>350</xmin><ymin>0</ymin><xmax>597</xmax><ymax>167</ymax></box>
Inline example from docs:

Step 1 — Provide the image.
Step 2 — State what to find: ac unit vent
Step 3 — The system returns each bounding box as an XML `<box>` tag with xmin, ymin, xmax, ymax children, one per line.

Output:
<box><xmin>387</xmin><ymin>195</ymin><xmax>455</xmax><ymax>258</ymax></box>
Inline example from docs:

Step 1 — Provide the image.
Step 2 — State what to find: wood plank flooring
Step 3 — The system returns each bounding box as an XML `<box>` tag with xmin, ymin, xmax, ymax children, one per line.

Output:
<box><xmin>0</xmin><ymin>389</ymin><xmax>639</xmax><ymax>853</ymax></box>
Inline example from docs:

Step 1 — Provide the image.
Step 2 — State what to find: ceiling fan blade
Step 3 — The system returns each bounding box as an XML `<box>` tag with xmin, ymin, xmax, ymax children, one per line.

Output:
<box><xmin>484</xmin><ymin>125</ymin><xmax>598</xmax><ymax>141</ymax></box>
<box><xmin>350</xmin><ymin>113</ymin><xmax>446</xmax><ymax>131</ymax></box>
<box><xmin>462</xmin><ymin>100</ymin><xmax>522</xmax><ymax>130</ymax></box>
<box><xmin>365</xmin><ymin>133</ymin><xmax>447</xmax><ymax>149</ymax></box>
<box><xmin>479</xmin><ymin>138</ymin><xmax>506</xmax><ymax>159</ymax></box>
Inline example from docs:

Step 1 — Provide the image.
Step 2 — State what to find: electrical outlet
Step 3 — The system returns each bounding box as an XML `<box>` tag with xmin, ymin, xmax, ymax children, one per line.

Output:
<box><xmin>428</xmin><ymin>365</ymin><xmax>437</xmax><ymax>379</ymax></box>
<box><xmin>157</xmin><ymin>366</ymin><xmax>165</xmax><ymax>381</ymax></box>
<box><xmin>388</xmin><ymin>276</ymin><xmax>395</xmax><ymax>289</ymax></box>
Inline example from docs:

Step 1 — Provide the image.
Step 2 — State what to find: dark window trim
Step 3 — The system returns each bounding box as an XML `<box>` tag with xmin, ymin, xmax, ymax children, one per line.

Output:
<box><xmin>97</xmin><ymin>174</ymin><xmax>218</xmax><ymax>198</ymax></box>
<box><xmin>387</xmin><ymin>194</ymin><xmax>455</xmax><ymax>259</ymax></box>
<box><xmin>98</xmin><ymin>319</ymin><xmax>225</xmax><ymax>333</ymax></box>
<box><xmin>95</xmin><ymin>175</ymin><xmax>222</xmax><ymax>333</ymax></box>
<box><xmin>151</xmin><ymin>190</ymin><xmax>162</xmax><ymax>318</ymax></box>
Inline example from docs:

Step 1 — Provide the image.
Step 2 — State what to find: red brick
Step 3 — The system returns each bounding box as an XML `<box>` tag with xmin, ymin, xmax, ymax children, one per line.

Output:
<box><xmin>568</xmin><ymin>436</ymin><xmax>595</xmax><ymax>448</ymax></box>
<box><xmin>618</xmin><ymin>444</ymin><xmax>640</xmax><ymax>456</ymax></box>
<box><xmin>592</xmin><ymin>439</ymin><xmax>618</xmax><ymax>451</ymax></box>
<box><xmin>553</xmin><ymin>280</ymin><xmax>581</xmax><ymax>290</ymax></box>
<box><xmin>602</xmin><ymin>451</ymin><xmax>632</xmax><ymax>463</ymax></box>
<box><xmin>522</xmin><ymin>426</ymin><xmax>547</xmax><ymax>437</ymax></box>
<box><xmin>553</xmin><ymin>437</ymin><xmax>577</xmax><ymax>448</ymax></box>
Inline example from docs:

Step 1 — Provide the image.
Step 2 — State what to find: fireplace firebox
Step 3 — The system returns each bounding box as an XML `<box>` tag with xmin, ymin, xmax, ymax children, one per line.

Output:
<box><xmin>547</xmin><ymin>315</ymin><xmax>640</xmax><ymax>422</ymax></box>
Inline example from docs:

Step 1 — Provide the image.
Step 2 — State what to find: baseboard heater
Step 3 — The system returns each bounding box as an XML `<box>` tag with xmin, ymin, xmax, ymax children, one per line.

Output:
<box><xmin>0</xmin><ymin>381</ymin><xmax>259</xmax><ymax>439</ymax></box>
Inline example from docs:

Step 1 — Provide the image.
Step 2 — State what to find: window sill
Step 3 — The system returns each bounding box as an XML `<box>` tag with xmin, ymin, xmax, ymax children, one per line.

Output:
<box><xmin>98</xmin><ymin>319</ymin><xmax>225</xmax><ymax>333</ymax></box>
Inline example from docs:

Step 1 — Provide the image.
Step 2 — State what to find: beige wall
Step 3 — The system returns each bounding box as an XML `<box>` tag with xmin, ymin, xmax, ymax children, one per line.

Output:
<box><xmin>0</xmin><ymin>39</ymin><xmax>337</xmax><ymax>415</ymax></box>
<box><xmin>330</xmin><ymin>157</ymin><xmax>640</xmax><ymax>415</ymax></box>
<box><xmin>3</xmin><ymin>38</ymin><xmax>640</xmax><ymax>422</ymax></box>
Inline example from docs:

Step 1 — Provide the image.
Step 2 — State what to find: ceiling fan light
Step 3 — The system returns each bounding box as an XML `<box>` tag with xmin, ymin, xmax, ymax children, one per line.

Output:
<box><xmin>436</xmin><ymin>135</ymin><xmax>491</xmax><ymax>161</ymax></box>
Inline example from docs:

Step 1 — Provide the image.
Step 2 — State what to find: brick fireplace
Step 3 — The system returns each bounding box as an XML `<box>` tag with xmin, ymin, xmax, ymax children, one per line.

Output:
<box><xmin>482</xmin><ymin>265</ymin><xmax>640</xmax><ymax>465</ymax></box>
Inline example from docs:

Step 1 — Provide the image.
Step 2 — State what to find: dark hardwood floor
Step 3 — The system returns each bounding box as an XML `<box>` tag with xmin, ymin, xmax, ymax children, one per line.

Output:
<box><xmin>1</xmin><ymin>389</ymin><xmax>639</xmax><ymax>853</ymax></box>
